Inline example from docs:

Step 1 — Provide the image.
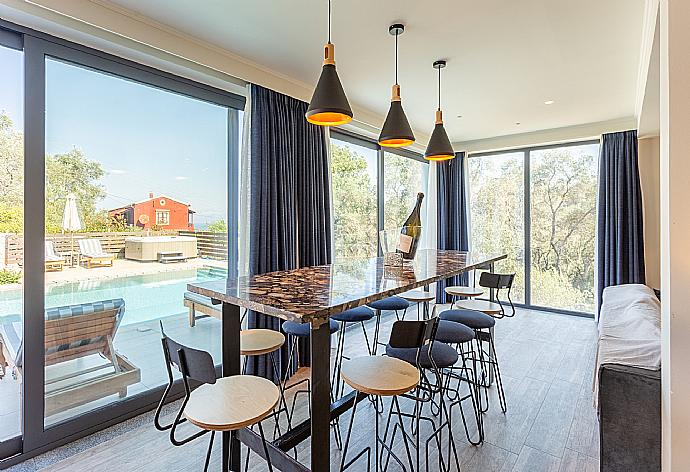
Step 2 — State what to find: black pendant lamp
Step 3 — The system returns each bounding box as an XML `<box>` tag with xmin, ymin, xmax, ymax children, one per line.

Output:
<box><xmin>379</xmin><ymin>24</ymin><xmax>415</xmax><ymax>147</ymax></box>
<box><xmin>424</xmin><ymin>60</ymin><xmax>455</xmax><ymax>161</ymax></box>
<box><xmin>306</xmin><ymin>0</ymin><xmax>353</xmax><ymax>126</ymax></box>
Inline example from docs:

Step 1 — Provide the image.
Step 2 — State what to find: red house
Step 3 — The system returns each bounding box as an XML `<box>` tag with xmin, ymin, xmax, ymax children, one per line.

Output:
<box><xmin>109</xmin><ymin>193</ymin><xmax>195</xmax><ymax>231</ymax></box>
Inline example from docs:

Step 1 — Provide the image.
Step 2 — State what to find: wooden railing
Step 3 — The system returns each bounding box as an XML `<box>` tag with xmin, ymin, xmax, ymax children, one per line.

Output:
<box><xmin>178</xmin><ymin>230</ymin><xmax>228</xmax><ymax>260</ymax></box>
<box><xmin>3</xmin><ymin>231</ymin><xmax>176</xmax><ymax>267</ymax></box>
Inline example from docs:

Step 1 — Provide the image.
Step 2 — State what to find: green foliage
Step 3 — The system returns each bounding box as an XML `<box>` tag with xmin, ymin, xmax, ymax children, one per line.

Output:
<box><xmin>1</xmin><ymin>113</ymin><xmax>111</xmax><ymax>233</ymax></box>
<box><xmin>207</xmin><ymin>220</ymin><xmax>228</xmax><ymax>233</ymax></box>
<box><xmin>0</xmin><ymin>114</ymin><xmax>23</xmax><ymax>207</ymax></box>
<box><xmin>45</xmin><ymin>148</ymin><xmax>106</xmax><ymax>233</ymax></box>
<box><xmin>0</xmin><ymin>203</ymin><xmax>23</xmax><ymax>233</ymax></box>
<box><xmin>468</xmin><ymin>148</ymin><xmax>597</xmax><ymax>312</ymax></box>
<box><xmin>0</xmin><ymin>270</ymin><xmax>21</xmax><ymax>285</ymax></box>
<box><xmin>330</xmin><ymin>143</ymin><xmax>378</xmax><ymax>258</ymax></box>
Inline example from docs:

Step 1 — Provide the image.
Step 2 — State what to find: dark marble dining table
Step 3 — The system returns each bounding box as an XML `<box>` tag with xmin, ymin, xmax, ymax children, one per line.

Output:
<box><xmin>188</xmin><ymin>249</ymin><xmax>507</xmax><ymax>472</ymax></box>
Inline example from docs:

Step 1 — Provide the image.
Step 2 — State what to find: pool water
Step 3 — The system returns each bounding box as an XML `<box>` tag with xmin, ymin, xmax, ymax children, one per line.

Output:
<box><xmin>0</xmin><ymin>266</ymin><xmax>227</xmax><ymax>326</ymax></box>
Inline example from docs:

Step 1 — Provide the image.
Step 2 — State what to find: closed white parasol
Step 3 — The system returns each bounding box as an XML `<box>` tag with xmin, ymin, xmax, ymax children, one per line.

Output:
<box><xmin>62</xmin><ymin>194</ymin><xmax>82</xmax><ymax>266</ymax></box>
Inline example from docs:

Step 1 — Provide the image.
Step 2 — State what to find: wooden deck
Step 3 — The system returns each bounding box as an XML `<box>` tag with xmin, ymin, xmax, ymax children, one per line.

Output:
<box><xmin>2</xmin><ymin>306</ymin><xmax>600</xmax><ymax>472</ymax></box>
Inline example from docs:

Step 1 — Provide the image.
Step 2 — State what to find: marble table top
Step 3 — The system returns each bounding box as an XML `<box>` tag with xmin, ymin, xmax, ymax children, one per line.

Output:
<box><xmin>188</xmin><ymin>250</ymin><xmax>506</xmax><ymax>325</ymax></box>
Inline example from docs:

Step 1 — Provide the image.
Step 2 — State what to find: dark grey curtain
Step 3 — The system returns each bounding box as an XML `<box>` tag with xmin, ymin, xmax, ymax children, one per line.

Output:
<box><xmin>596</xmin><ymin>130</ymin><xmax>645</xmax><ymax>312</ymax></box>
<box><xmin>436</xmin><ymin>152</ymin><xmax>470</xmax><ymax>303</ymax></box>
<box><xmin>246</xmin><ymin>84</ymin><xmax>331</xmax><ymax>380</ymax></box>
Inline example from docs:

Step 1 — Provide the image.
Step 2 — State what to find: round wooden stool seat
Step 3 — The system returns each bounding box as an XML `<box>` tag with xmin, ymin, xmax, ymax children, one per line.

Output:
<box><xmin>185</xmin><ymin>375</ymin><xmax>279</xmax><ymax>431</ymax></box>
<box><xmin>445</xmin><ymin>286</ymin><xmax>484</xmax><ymax>298</ymax></box>
<box><xmin>455</xmin><ymin>299</ymin><xmax>502</xmax><ymax>315</ymax></box>
<box><xmin>399</xmin><ymin>290</ymin><xmax>435</xmax><ymax>303</ymax></box>
<box><xmin>241</xmin><ymin>329</ymin><xmax>285</xmax><ymax>356</ymax></box>
<box><xmin>341</xmin><ymin>356</ymin><xmax>420</xmax><ymax>397</ymax></box>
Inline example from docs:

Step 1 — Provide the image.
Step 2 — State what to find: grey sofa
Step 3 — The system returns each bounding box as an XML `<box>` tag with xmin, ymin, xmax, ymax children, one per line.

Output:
<box><xmin>597</xmin><ymin>284</ymin><xmax>661</xmax><ymax>472</ymax></box>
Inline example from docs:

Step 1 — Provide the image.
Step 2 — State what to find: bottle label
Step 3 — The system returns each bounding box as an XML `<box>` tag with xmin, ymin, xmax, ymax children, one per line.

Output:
<box><xmin>398</xmin><ymin>234</ymin><xmax>413</xmax><ymax>253</ymax></box>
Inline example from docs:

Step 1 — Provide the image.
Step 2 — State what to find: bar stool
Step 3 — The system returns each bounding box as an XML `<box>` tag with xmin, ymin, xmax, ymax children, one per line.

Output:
<box><xmin>240</xmin><ymin>329</ymin><xmax>290</xmax><ymax>436</ymax></box>
<box><xmin>331</xmin><ymin>306</ymin><xmax>376</xmax><ymax>399</ymax></box>
<box><xmin>154</xmin><ymin>327</ymin><xmax>278</xmax><ymax>472</ymax></box>
<box><xmin>281</xmin><ymin>319</ymin><xmax>342</xmax><ymax>446</ymax></box>
<box><xmin>339</xmin><ymin>355</ymin><xmax>420</xmax><ymax>472</ymax></box>
<box><xmin>444</xmin><ymin>285</ymin><xmax>484</xmax><ymax>309</ymax></box>
<box><xmin>433</xmin><ymin>319</ymin><xmax>484</xmax><ymax>444</ymax></box>
<box><xmin>399</xmin><ymin>290</ymin><xmax>436</xmax><ymax>320</ymax></box>
<box><xmin>367</xmin><ymin>296</ymin><xmax>411</xmax><ymax>355</ymax></box>
<box><xmin>454</xmin><ymin>273</ymin><xmax>515</xmax><ymax>319</ymax></box>
<box><xmin>440</xmin><ymin>308</ymin><xmax>506</xmax><ymax>413</ymax></box>
<box><xmin>384</xmin><ymin>319</ymin><xmax>462</xmax><ymax>472</ymax></box>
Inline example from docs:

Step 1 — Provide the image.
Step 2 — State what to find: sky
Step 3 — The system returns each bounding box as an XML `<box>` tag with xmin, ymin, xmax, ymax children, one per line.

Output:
<box><xmin>1</xmin><ymin>47</ymin><xmax>235</xmax><ymax>228</ymax></box>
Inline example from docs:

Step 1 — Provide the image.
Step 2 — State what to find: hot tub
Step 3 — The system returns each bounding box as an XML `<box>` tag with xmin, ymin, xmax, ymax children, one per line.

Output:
<box><xmin>124</xmin><ymin>236</ymin><xmax>197</xmax><ymax>262</ymax></box>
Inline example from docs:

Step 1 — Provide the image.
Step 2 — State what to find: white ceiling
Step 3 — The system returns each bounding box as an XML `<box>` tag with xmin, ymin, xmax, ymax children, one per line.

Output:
<box><xmin>104</xmin><ymin>0</ymin><xmax>645</xmax><ymax>142</ymax></box>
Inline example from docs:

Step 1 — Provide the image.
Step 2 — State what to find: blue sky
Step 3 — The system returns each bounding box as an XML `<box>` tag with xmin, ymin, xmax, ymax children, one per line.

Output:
<box><xmin>1</xmin><ymin>47</ymin><xmax>234</xmax><ymax>228</ymax></box>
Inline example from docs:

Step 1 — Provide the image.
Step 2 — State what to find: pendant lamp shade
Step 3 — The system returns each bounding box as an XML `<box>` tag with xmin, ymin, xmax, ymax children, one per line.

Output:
<box><xmin>306</xmin><ymin>1</ymin><xmax>352</xmax><ymax>126</ymax></box>
<box><xmin>306</xmin><ymin>47</ymin><xmax>353</xmax><ymax>126</ymax></box>
<box><xmin>425</xmin><ymin>113</ymin><xmax>455</xmax><ymax>161</ymax></box>
<box><xmin>424</xmin><ymin>60</ymin><xmax>455</xmax><ymax>161</ymax></box>
<box><xmin>379</xmin><ymin>24</ymin><xmax>415</xmax><ymax>147</ymax></box>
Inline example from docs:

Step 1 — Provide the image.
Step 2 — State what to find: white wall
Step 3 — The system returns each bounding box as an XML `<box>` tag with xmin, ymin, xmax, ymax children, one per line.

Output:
<box><xmin>660</xmin><ymin>0</ymin><xmax>690</xmax><ymax>469</ymax></box>
<box><xmin>638</xmin><ymin>136</ymin><xmax>661</xmax><ymax>289</ymax></box>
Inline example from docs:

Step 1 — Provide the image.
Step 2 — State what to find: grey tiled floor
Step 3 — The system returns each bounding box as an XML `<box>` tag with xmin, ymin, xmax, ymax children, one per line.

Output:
<box><xmin>7</xmin><ymin>307</ymin><xmax>600</xmax><ymax>471</ymax></box>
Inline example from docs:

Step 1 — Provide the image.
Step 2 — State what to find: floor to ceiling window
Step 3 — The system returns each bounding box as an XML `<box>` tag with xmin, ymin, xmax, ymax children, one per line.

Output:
<box><xmin>0</xmin><ymin>20</ymin><xmax>243</xmax><ymax>463</ymax></box>
<box><xmin>384</xmin><ymin>151</ymin><xmax>430</xmax><ymax>250</ymax></box>
<box><xmin>529</xmin><ymin>143</ymin><xmax>598</xmax><ymax>312</ymax></box>
<box><xmin>330</xmin><ymin>135</ymin><xmax>379</xmax><ymax>259</ymax></box>
<box><xmin>330</xmin><ymin>133</ymin><xmax>429</xmax><ymax>261</ymax></box>
<box><xmin>0</xmin><ymin>34</ymin><xmax>24</xmax><ymax>447</ymax></box>
<box><xmin>468</xmin><ymin>141</ymin><xmax>599</xmax><ymax>315</ymax></box>
<box><xmin>468</xmin><ymin>152</ymin><xmax>526</xmax><ymax>302</ymax></box>
<box><xmin>42</xmin><ymin>56</ymin><xmax>236</xmax><ymax>426</ymax></box>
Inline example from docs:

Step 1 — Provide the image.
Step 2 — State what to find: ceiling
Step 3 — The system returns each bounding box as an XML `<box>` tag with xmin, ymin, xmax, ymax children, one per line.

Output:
<box><xmin>104</xmin><ymin>0</ymin><xmax>646</xmax><ymax>143</ymax></box>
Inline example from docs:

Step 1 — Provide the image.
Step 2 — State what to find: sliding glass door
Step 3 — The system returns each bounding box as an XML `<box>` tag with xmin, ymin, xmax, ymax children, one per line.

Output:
<box><xmin>43</xmin><ymin>56</ymin><xmax>234</xmax><ymax>426</ymax></box>
<box><xmin>0</xmin><ymin>32</ymin><xmax>24</xmax><ymax>455</ymax></box>
<box><xmin>468</xmin><ymin>142</ymin><xmax>599</xmax><ymax>315</ymax></box>
<box><xmin>0</xmin><ymin>19</ymin><xmax>244</xmax><ymax>465</ymax></box>
<box><xmin>468</xmin><ymin>152</ymin><xmax>526</xmax><ymax>302</ymax></box>
<box><xmin>529</xmin><ymin>144</ymin><xmax>598</xmax><ymax>313</ymax></box>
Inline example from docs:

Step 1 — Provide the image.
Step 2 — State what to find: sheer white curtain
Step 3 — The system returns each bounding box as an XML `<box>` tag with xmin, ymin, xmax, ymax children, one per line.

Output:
<box><xmin>238</xmin><ymin>84</ymin><xmax>252</xmax><ymax>277</ymax></box>
<box><xmin>426</xmin><ymin>161</ymin><xmax>439</xmax><ymax>252</ymax></box>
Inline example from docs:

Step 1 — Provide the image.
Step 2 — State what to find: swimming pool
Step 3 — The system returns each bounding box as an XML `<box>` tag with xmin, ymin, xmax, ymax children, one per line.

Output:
<box><xmin>0</xmin><ymin>266</ymin><xmax>227</xmax><ymax>326</ymax></box>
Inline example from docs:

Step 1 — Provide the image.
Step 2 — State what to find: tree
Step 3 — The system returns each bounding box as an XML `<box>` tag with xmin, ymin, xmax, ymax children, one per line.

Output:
<box><xmin>45</xmin><ymin>148</ymin><xmax>106</xmax><ymax>233</ymax></box>
<box><xmin>467</xmin><ymin>148</ymin><xmax>597</xmax><ymax>311</ymax></box>
<box><xmin>208</xmin><ymin>220</ymin><xmax>228</xmax><ymax>233</ymax></box>
<box><xmin>330</xmin><ymin>143</ymin><xmax>378</xmax><ymax>258</ymax></box>
<box><xmin>0</xmin><ymin>113</ymin><xmax>23</xmax><ymax>232</ymax></box>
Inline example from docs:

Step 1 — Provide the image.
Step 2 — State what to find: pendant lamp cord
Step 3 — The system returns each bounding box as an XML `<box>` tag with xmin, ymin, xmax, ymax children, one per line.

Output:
<box><xmin>437</xmin><ymin>66</ymin><xmax>442</xmax><ymax>111</ymax></box>
<box><xmin>328</xmin><ymin>0</ymin><xmax>332</xmax><ymax>43</ymax></box>
<box><xmin>395</xmin><ymin>31</ymin><xmax>399</xmax><ymax>85</ymax></box>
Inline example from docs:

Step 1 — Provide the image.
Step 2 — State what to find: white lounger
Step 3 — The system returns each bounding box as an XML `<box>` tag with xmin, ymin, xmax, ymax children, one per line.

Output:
<box><xmin>78</xmin><ymin>238</ymin><xmax>115</xmax><ymax>268</ymax></box>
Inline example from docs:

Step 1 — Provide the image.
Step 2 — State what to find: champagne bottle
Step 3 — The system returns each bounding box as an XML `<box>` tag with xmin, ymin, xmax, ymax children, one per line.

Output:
<box><xmin>397</xmin><ymin>192</ymin><xmax>424</xmax><ymax>260</ymax></box>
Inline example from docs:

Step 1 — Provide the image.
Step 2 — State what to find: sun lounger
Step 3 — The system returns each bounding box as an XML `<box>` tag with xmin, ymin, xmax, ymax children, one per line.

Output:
<box><xmin>78</xmin><ymin>238</ymin><xmax>115</xmax><ymax>268</ymax></box>
<box><xmin>44</xmin><ymin>241</ymin><xmax>65</xmax><ymax>272</ymax></box>
<box><xmin>184</xmin><ymin>291</ymin><xmax>221</xmax><ymax>327</ymax></box>
<box><xmin>0</xmin><ymin>299</ymin><xmax>140</xmax><ymax>415</ymax></box>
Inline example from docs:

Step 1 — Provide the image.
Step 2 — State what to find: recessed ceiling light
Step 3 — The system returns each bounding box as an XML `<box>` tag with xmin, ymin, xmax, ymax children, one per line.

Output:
<box><xmin>515</xmin><ymin>122</ymin><xmax>521</xmax><ymax>125</ymax></box>
<box><xmin>544</xmin><ymin>100</ymin><xmax>555</xmax><ymax>105</ymax></box>
<box><xmin>456</xmin><ymin>114</ymin><xmax>463</xmax><ymax>118</ymax></box>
